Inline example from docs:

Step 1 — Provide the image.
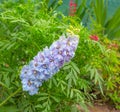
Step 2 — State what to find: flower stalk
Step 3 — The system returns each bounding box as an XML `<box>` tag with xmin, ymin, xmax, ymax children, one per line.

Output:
<box><xmin>0</xmin><ymin>87</ymin><xmax>21</xmax><ymax>107</ymax></box>
<box><xmin>20</xmin><ymin>34</ymin><xmax>79</xmax><ymax>95</ymax></box>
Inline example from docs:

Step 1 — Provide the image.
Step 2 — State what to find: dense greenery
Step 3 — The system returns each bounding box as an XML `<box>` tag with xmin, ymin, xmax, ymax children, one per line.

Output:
<box><xmin>75</xmin><ymin>0</ymin><xmax>120</xmax><ymax>39</ymax></box>
<box><xmin>0</xmin><ymin>0</ymin><xmax>120</xmax><ymax>112</ymax></box>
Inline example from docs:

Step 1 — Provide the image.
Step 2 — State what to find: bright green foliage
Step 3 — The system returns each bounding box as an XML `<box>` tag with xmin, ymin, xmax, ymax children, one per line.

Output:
<box><xmin>101</xmin><ymin>39</ymin><xmax>120</xmax><ymax>109</ymax></box>
<box><xmin>75</xmin><ymin>0</ymin><xmax>87</xmax><ymax>20</ymax></box>
<box><xmin>0</xmin><ymin>0</ymin><xmax>120</xmax><ymax>112</ymax></box>
<box><xmin>92</xmin><ymin>0</ymin><xmax>120</xmax><ymax>39</ymax></box>
<box><xmin>93</xmin><ymin>0</ymin><xmax>108</xmax><ymax>27</ymax></box>
<box><xmin>105</xmin><ymin>7</ymin><xmax>120</xmax><ymax>39</ymax></box>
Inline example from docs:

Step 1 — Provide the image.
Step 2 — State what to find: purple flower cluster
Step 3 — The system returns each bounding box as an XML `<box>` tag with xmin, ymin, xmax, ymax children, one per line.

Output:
<box><xmin>20</xmin><ymin>35</ymin><xmax>79</xmax><ymax>95</ymax></box>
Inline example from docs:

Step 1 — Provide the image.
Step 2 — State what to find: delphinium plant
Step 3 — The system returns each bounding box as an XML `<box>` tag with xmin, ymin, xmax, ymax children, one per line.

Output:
<box><xmin>20</xmin><ymin>34</ymin><xmax>79</xmax><ymax>95</ymax></box>
<box><xmin>1</xmin><ymin>0</ymin><xmax>119</xmax><ymax>112</ymax></box>
<box><xmin>0</xmin><ymin>1</ymin><xmax>90</xmax><ymax>112</ymax></box>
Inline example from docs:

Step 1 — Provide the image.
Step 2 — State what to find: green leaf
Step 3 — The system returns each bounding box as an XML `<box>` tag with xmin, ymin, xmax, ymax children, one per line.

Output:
<box><xmin>71</xmin><ymin>104</ymin><xmax>78</xmax><ymax>112</ymax></box>
<box><xmin>0</xmin><ymin>106</ymin><xmax>19</xmax><ymax>112</ymax></box>
<box><xmin>38</xmin><ymin>93</ymin><xmax>48</xmax><ymax>96</ymax></box>
<box><xmin>90</xmin><ymin>68</ymin><xmax>95</xmax><ymax>80</ymax></box>
<box><xmin>65</xmin><ymin>71</ymin><xmax>72</xmax><ymax>80</ymax></box>
<box><xmin>51</xmin><ymin>96</ymin><xmax>60</xmax><ymax>103</ymax></box>
<box><xmin>63</xmin><ymin>65</ymin><xmax>71</xmax><ymax>70</ymax></box>
<box><xmin>37</xmin><ymin>97</ymin><xmax>48</xmax><ymax>101</ymax></box>
<box><xmin>71</xmin><ymin>62</ymin><xmax>80</xmax><ymax>74</ymax></box>
<box><xmin>70</xmin><ymin>89</ymin><xmax>73</xmax><ymax>99</ymax></box>
<box><xmin>35</xmin><ymin>104</ymin><xmax>43</xmax><ymax>108</ymax></box>
<box><xmin>0</xmin><ymin>81</ymin><xmax>8</xmax><ymax>89</ymax></box>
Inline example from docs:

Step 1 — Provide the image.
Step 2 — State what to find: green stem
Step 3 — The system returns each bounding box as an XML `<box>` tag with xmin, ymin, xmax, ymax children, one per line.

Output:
<box><xmin>0</xmin><ymin>87</ymin><xmax>21</xmax><ymax>107</ymax></box>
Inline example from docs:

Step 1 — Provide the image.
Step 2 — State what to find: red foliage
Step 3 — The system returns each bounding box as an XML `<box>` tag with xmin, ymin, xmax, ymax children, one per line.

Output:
<box><xmin>89</xmin><ymin>35</ymin><xmax>99</xmax><ymax>41</ymax></box>
<box><xmin>108</xmin><ymin>43</ymin><xmax>119</xmax><ymax>49</ymax></box>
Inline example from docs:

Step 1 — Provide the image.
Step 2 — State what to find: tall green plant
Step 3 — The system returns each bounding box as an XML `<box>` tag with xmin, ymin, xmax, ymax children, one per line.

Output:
<box><xmin>75</xmin><ymin>0</ymin><xmax>92</xmax><ymax>25</ymax></box>
<box><xmin>75</xmin><ymin>0</ymin><xmax>87</xmax><ymax>19</ymax></box>
<box><xmin>0</xmin><ymin>1</ymin><xmax>95</xmax><ymax>112</ymax></box>
<box><xmin>93</xmin><ymin>0</ymin><xmax>108</xmax><ymax>26</ymax></box>
<box><xmin>92</xmin><ymin>0</ymin><xmax>120</xmax><ymax>39</ymax></box>
<box><xmin>105</xmin><ymin>7</ymin><xmax>120</xmax><ymax>39</ymax></box>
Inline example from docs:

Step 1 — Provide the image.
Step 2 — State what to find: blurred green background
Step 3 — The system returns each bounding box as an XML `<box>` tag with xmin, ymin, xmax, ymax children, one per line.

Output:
<box><xmin>56</xmin><ymin>0</ymin><xmax>120</xmax><ymax>18</ymax></box>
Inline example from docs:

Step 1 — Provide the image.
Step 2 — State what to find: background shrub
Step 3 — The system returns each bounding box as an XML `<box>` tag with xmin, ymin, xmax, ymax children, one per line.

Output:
<box><xmin>0</xmin><ymin>0</ymin><xmax>120</xmax><ymax>112</ymax></box>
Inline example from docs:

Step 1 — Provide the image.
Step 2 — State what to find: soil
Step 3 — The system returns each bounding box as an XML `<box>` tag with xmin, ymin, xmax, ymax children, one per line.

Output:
<box><xmin>77</xmin><ymin>104</ymin><xmax>120</xmax><ymax>112</ymax></box>
<box><xmin>88</xmin><ymin>105</ymin><xmax>120</xmax><ymax>112</ymax></box>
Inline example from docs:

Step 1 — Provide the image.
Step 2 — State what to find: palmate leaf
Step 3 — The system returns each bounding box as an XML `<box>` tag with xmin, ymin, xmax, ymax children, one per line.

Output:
<box><xmin>71</xmin><ymin>62</ymin><xmax>80</xmax><ymax>74</ymax></box>
<box><xmin>65</xmin><ymin>62</ymin><xmax>79</xmax><ymax>87</ymax></box>
<box><xmin>78</xmin><ymin>78</ymin><xmax>91</xmax><ymax>92</ymax></box>
<box><xmin>86</xmin><ymin>65</ymin><xmax>104</xmax><ymax>94</ymax></box>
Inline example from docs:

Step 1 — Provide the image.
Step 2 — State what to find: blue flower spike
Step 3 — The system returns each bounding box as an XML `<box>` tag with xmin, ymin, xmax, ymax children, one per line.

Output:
<box><xmin>20</xmin><ymin>34</ymin><xmax>79</xmax><ymax>95</ymax></box>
